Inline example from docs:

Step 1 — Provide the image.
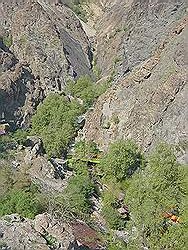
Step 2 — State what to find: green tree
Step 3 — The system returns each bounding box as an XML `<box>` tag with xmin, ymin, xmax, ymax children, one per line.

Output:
<box><xmin>74</xmin><ymin>140</ymin><xmax>99</xmax><ymax>159</ymax></box>
<box><xmin>126</xmin><ymin>144</ymin><xmax>187</xmax><ymax>249</ymax></box>
<box><xmin>32</xmin><ymin>94</ymin><xmax>83</xmax><ymax>157</ymax></box>
<box><xmin>0</xmin><ymin>165</ymin><xmax>45</xmax><ymax>219</ymax></box>
<box><xmin>100</xmin><ymin>140</ymin><xmax>144</xmax><ymax>181</ymax></box>
<box><xmin>102</xmin><ymin>190</ymin><xmax>126</xmax><ymax>230</ymax></box>
<box><xmin>55</xmin><ymin>175</ymin><xmax>95</xmax><ymax>218</ymax></box>
<box><xmin>65</xmin><ymin>76</ymin><xmax>108</xmax><ymax>109</ymax></box>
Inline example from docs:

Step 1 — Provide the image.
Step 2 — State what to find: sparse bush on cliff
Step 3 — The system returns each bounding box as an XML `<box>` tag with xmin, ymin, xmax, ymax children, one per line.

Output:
<box><xmin>2</xmin><ymin>34</ymin><xmax>13</xmax><ymax>48</ymax></box>
<box><xmin>0</xmin><ymin>166</ymin><xmax>45</xmax><ymax>219</ymax></box>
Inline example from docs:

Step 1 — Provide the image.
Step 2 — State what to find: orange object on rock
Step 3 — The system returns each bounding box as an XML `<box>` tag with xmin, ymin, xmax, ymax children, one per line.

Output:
<box><xmin>163</xmin><ymin>212</ymin><xmax>172</xmax><ymax>218</ymax></box>
<box><xmin>176</xmin><ymin>217</ymin><xmax>180</xmax><ymax>223</ymax></box>
<box><xmin>171</xmin><ymin>215</ymin><xmax>177</xmax><ymax>222</ymax></box>
<box><xmin>163</xmin><ymin>211</ymin><xmax>180</xmax><ymax>223</ymax></box>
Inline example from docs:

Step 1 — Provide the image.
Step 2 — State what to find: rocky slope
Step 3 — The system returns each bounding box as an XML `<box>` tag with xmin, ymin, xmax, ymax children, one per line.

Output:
<box><xmin>94</xmin><ymin>0</ymin><xmax>187</xmax><ymax>77</ymax></box>
<box><xmin>0</xmin><ymin>0</ymin><xmax>93</xmax><ymax>126</ymax></box>
<box><xmin>84</xmin><ymin>0</ymin><xmax>188</xmax><ymax>161</ymax></box>
<box><xmin>0</xmin><ymin>0</ymin><xmax>188</xmax><ymax>249</ymax></box>
<box><xmin>0</xmin><ymin>213</ymin><xmax>102</xmax><ymax>250</ymax></box>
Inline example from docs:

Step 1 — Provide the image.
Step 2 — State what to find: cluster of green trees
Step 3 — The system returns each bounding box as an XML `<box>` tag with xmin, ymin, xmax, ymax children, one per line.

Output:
<box><xmin>44</xmin><ymin>138</ymin><xmax>187</xmax><ymax>249</ymax></box>
<box><xmin>97</xmin><ymin>142</ymin><xmax>187</xmax><ymax>250</ymax></box>
<box><xmin>125</xmin><ymin>144</ymin><xmax>187</xmax><ymax>250</ymax></box>
<box><xmin>0</xmin><ymin>133</ymin><xmax>187</xmax><ymax>249</ymax></box>
<box><xmin>0</xmin><ymin>131</ymin><xmax>46</xmax><ymax>219</ymax></box>
<box><xmin>1</xmin><ymin>73</ymin><xmax>187</xmax><ymax>248</ymax></box>
<box><xmin>55</xmin><ymin>139</ymin><xmax>187</xmax><ymax>249</ymax></box>
<box><xmin>65</xmin><ymin>75</ymin><xmax>108</xmax><ymax>109</ymax></box>
<box><xmin>32</xmin><ymin>76</ymin><xmax>108</xmax><ymax>157</ymax></box>
<box><xmin>48</xmin><ymin>140</ymin><xmax>99</xmax><ymax>221</ymax></box>
<box><xmin>31</xmin><ymin>93</ymin><xmax>83</xmax><ymax>157</ymax></box>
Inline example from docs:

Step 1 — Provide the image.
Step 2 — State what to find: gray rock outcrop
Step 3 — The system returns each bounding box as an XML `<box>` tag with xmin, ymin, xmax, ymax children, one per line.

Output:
<box><xmin>84</xmin><ymin>14</ymin><xmax>188</xmax><ymax>160</ymax></box>
<box><xmin>0</xmin><ymin>0</ymin><xmax>93</xmax><ymax>126</ymax></box>
<box><xmin>0</xmin><ymin>213</ymin><xmax>75</xmax><ymax>250</ymax></box>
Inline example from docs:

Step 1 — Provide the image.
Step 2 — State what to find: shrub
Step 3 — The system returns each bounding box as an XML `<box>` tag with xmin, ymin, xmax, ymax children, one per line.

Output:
<box><xmin>11</xmin><ymin>129</ymin><xmax>29</xmax><ymax>145</ymax></box>
<box><xmin>3</xmin><ymin>34</ymin><xmax>13</xmax><ymax>48</ymax></box>
<box><xmin>0</xmin><ymin>166</ymin><xmax>13</xmax><ymax>198</ymax></box>
<box><xmin>64</xmin><ymin>0</ymin><xmax>89</xmax><ymax>22</ymax></box>
<box><xmin>0</xmin><ymin>135</ymin><xmax>16</xmax><ymax>159</ymax></box>
<box><xmin>0</xmin><ymin>184</ymin><xmax>45</xmax><ymax>219</ymax></box>
<box><xmin>125</xmin><ymin>143</ymin><xmax>186</xmax><ymax>249</ymax></box>
<box><xmin>65</xmin><ymin>76</ymin><xmax>109</xmax><ymax>110</ymax></box>
<box><xmin>32</xmin><ymin>94</ymin><xmax>83</xmax><ymax>157</ymax></box>
<box><xmin>0</xmin><ymin>165</ymin><xmax>45</xmax><ymax>219</ymax></box>
<box><xmin>100</xmin><ymin>140</ymin><xmax>144</xmax><ymax>181</ymax></box>
<box><xmin>72</xmin><ymin>4</ymin><xmax>88</xmax><ymax>22</ymax></box>
<box><xmin>102</xmin><ymin>191</ymin><xmax>126</xmax><ymax>230</ymax></box>
<box><xmin>93</xmin><ymin>65</ymin><xmax>102</xmax><ymax>80</ymax></box>
<box><xmin>103</xmin><ymin>204</ymin><xmax>126</xmax><ymax>230</ymax></box>
<box><xmin>55</xmin><ymin>175</ymin><xmax>95</xmax><ymax>218</ymax></box>
<box><xmin>74</xmin><ymin>140</ymin><xmax>99</xmax><ymax>159</ymax></box>
<box><xmin>69</xmin><ymin>160</ymin><xmax>89</xmax><ymax>176</ymax></box>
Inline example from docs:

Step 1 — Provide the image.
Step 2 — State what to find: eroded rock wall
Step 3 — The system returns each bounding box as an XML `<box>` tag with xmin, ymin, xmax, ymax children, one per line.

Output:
<box><xmin>0</xmin><ymin>0</ymin><xmax>93</xmax><ymax>126</ymax></box>
<box><xmin>84</xmin><ymin>16</ymin><xmax>188</xmax><ymax>161</ymax></box>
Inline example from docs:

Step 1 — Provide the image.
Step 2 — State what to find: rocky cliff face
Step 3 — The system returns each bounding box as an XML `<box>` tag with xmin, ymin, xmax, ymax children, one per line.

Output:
<box><xmin>0</xmin><ymin>213</ymin><xmax>104</xmax><ymax>250</ymax></box>
<box><xmin>84</xmin><ymin>0</ymin><xmax>188</xmax><ymax>161</ymax></box>
<box><xmin>0</xmin><ymin>213</ymin><xmax>75</xmax><ymax>250</ymax></box>
<box><xmin>0</xmin><ymin>0</ymin><xmax>93</xmax><ymax>126</ymax></box>
<box><xmin>0</xmin><ymin>0</ymin><xmax>188</xmax><ymax>248</ymax></box>
<box><xmin>0</xmin><ymin>43</ymin><xmax>41</xmax><ymax>126</ymax></box>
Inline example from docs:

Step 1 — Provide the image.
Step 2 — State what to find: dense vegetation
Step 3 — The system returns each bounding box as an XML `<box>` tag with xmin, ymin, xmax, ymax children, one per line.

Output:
<box><xmin>52</xmin><ymin>140</ymin><xmax>99</xmax><ymax>220</ymax></box>
<box><xmin>31</xmin><ymin>93</ymin><xmax>83</xmax><ymax>157</ymax></box>
<box><xmin>0</xmin><ymin>131</ymin><xmax>187</xmax><ymax>248</ymax></box>
<box><xmin>32</xmin><ymin>76</ymin><xmax>108</xmax><ymax>157</ymax></box>
<box><xmin>48</xmin><ymin>139</ymin><xmax>187</xmax><ymax>249</ymax></box>
<box><xmin>0</xmin><ymin>74</ymin><xmax>187</xmax><ymax>248</ymax></box>
<box><xmin>99</xmin><ymin>140</ymin><xmax>145</xmax><ymax>181</ymax></box>
<box><xmin>0</xmin><ymin>133</ymin><xmax>45</xmax><ymax>219</ymax></box>
<box><xmin>125</xmin><ymin>144</ymin><xmax>187</xmax><ymax>250</ymax></box>
<box><xmin>0</xmin><ymin>165</ymin><xmax>45</xmax><ymax>219</ymax></box>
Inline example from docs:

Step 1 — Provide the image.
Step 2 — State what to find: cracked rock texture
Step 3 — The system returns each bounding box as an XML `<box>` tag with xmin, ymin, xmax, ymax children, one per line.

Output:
<box><xmin>0</xmin><ymin>0</ymin><xmax>93</xmax><ymax>126</ymax></box>
<box><xmin>84</xmin><ymin>14</ymin><xmax>188</xmax><ymax>161</ymax></box>
<box><xmin>0</xmin><ymin>213</ymin><xmax>75</xmax><ymax>250</ymax></box>
<box><xmin>94</xmin><ymin>0</ymin><xmax>187</xmax><ymax>78</ymax></box>
<box><xmin>0</xmin><ymin>0</ymin><xmax>188</xmax><ymax>248</ymax></box>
